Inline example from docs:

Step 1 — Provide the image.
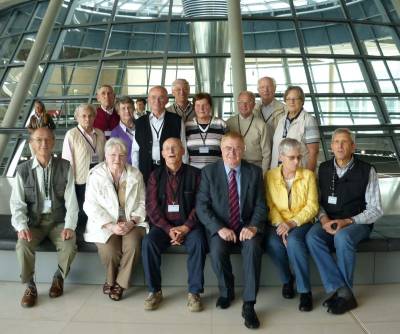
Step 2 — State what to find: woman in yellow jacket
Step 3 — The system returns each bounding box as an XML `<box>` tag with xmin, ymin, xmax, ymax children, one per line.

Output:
<box><xmin>265</xmin><ymin>138</ymin><xmax>319</xmax><ymax>312</ymax></box>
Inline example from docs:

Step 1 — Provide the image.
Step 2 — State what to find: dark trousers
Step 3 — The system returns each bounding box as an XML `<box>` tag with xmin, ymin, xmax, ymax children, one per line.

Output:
<box><xmin>209</xmin><ymin>233</ymin><xmax>263</xmax><ymax>303</ymax></box>
<box><xmin>75</xmin><ymin>184</ymin><xmax>87</xmax><ymax>236</ymax></box>
<box><xmin>142</xmin><ymin>226</ymin><xmax>207</xmax><ymax>294</ymax></box>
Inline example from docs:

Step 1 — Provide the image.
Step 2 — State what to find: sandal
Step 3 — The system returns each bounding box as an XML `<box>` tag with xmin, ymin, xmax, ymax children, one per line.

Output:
<box><xmin>103</xmin><ymin>282</ymin><xmax>113</xmax><ymax>295</ymax></box>
<box><xmin>109</xmin><ymin>283</ymin><xmax>124</xmax><ymax>301</ymax></box>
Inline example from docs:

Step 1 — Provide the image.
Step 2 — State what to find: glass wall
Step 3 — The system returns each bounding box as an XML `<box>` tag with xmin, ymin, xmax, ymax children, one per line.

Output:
<box><xmin>0</xmin><ymin>0</ymin><xmax>399</xmax><ymax>174</ymax></box>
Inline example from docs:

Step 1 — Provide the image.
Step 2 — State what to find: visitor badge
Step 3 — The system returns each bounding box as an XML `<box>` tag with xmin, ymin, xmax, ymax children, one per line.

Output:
<box><xmin>91</xmin><ymin>153</ymin><xmax>99</xmax><ymax>164</ymax></box>
<box><xmin>43</xmin><ymin>199</ymin><xmax>52</xmax><ymax>211</ymax></box>
<box><xmin>104</xmin><ymin>131</ymin><xmax>111</xmax><ymax>137</ymax></box>
<box><xmin>199</xmin><ymin>146</ymin><xmax>209</xmax><ymax>154</ymax></box>
<box><xmin>328</xmin><ymin>196</ymin><xmax>337</xmax><ymax>205</ymax></box>
<box><xmin>118</xmin><ymin>207</ymin><xmax>126</xmax><ymax>220</ymax></box>
<box><xmin>168</xmin><ymin>204</ymin><xmax>180</xmax><ymax>212</ymax></box>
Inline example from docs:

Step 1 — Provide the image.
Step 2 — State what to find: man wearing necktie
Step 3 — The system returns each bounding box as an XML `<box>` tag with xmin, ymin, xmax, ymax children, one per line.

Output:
<box><xmin>196</xmin><ymin>132</ymin><xmax>267</xmax><ymax>329</ymax></box>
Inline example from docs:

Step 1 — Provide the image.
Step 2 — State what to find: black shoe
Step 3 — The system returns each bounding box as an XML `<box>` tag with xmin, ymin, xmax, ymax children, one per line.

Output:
<box><xmin>216</xmin><ymin>292</ymin><xmax>235</xmax><ymax>309</ymax></box>
<box><xmin>323</xmin><ymin>292</ymin><xmax>337</xmax><ymax>308</ymax></box>
<box><xmin>327</xmin><ymin>295</ymin><xmax>358</xmax><ymax>315</ymax></box>
<box><xmin>299</xmin><ymin>292</ymin><xmax>313</xmax><ymax>312</ymax></box>
<box><xmin>242</xmin><ymin>303</ymin><xmax>260</xmax><ymax>329</ymax></box>
<box><xmin>282</xmin><ymin>275</ymin><xmax>295</xmax><ymax>299</ymax></box>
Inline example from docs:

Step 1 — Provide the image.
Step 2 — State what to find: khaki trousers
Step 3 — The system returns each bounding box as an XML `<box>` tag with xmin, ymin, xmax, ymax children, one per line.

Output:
<box><xmin>16</xmin><ymin>214</ymin><xmax>77</xmax><ymax>283</ymax></box>
<box><xmin>96</xmin><ymin>226</ymin><xmax>145</xmax><ymax>289</ymax></box>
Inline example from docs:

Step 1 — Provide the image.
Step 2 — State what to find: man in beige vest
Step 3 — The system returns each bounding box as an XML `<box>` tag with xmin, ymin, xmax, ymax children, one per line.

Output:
<box><xmin>166</xmin><ymin>79</ymin><xmax>194</xmax><ymax>122</ymax></box>
<box><xmin>253</xmin><ymin>76</ymin><xmax>286</xmax><ymax>145</ymax></box>
<box><xmin>227</xmin><ymin>91</ymin><xmax>271</xmax><ymax>173</ymax></box>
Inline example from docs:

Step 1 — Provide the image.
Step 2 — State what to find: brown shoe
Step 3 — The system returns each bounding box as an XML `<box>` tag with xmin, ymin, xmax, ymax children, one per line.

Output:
<box><xmin>109</xmin><ymin>283</ymin><xmax>124</xmax><ymax>301</ymax></box>
<box><xmin>49</xmin><ymin>276</ymin><xmax>64</xmax><ymax>298</ymax></box>
<box><xmin>21</xmin><ymin>287</ymin><xmax>37</xmax><ymax>308</ymax></box>
<box><xmin>103</xmin><ymin>282</ymin><xmax>113</xmax><ymax>295</ymax></box>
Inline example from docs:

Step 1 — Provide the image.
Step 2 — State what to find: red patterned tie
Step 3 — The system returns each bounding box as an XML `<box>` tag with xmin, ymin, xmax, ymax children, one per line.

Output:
<box><xmin>228</xmin><ymin>169</ymin><xmax>241</xmax><ymax>232</ymax></box>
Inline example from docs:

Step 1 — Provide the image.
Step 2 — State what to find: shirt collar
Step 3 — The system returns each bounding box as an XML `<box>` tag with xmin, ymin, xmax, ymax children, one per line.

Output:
<box><xmin>224</xmin><ymin>163</ymin><xmax>241</xmax><ymax>176</ymax></box>
<box><xmin>334</xmin><ymin>156</ymin><xmax>354</xmax><ymax>171</ymax></box>
<box><xmin>32</xmin><ymin>156</ymin><xmax>52</xmax><ymax>169</ymax></box>
<box><xmin>101</xmin><ymin>105</ymin><xmax>114</xmax><ymax>115</ymax></box>
<box><xmin>150</xmin><ymin>111</ymin><xmax>165</xmax><ymax>121</ymax></box>
<box><xmin>78</xmin><ymin>124</ymin><xmax>96</xmax><ymax>136</ymax></box>
<box><xmin>119</xmin><ymin>121</ymin><xmax>134</xmax><ymax>132</ymax></box>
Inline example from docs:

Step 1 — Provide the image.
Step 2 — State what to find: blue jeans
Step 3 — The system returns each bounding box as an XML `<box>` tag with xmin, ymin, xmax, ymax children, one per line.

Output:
<box><xmin>306</xmin><ymin>222</ymin><xmax>371</xmax><ymax>293</ymax></box>
<box><xmin>265</xmin><ymin>223</ymin><xmax>312</xmax><ymax>293</ymax></box>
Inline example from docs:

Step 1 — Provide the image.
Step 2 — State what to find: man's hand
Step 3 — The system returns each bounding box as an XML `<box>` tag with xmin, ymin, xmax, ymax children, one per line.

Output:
<box><xmin>218</xmin><ymin>227</ymin><xmax>237</xmax><ymax>243</ymax></box>
<box><xmin>239</xmin><ymin>226</ymin><xmax>257</xmax><ymax>241</ymax></box>
<box><xmin>17</xmin><ymin>229</ymin><xmax>32</xmax><ymax>242</ymax></box>
<box><xmin>169</xmin><ymin>225</ymin><xmax>190</xmax><ymax>245</ymax></box>
<box><xmin>111</xmin><ymin>223</ymin><xmax>128</xmax><ymax>236</ymax></box>
<box><xmin>323</xmin><ymin>219</ymin><xmax>352</xmax><ymax>235</ymax></box>
<box><xmin>61</xmin><ymin>228</ymin><xmax>75</xmax><ymax>241</ymax></box>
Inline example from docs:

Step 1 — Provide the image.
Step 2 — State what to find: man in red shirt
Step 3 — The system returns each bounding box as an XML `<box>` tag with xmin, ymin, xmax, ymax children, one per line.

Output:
<box><xmin>93</xmin><ymin>85</ymin><xmax>120</xmax><ymax>137</ymax></box>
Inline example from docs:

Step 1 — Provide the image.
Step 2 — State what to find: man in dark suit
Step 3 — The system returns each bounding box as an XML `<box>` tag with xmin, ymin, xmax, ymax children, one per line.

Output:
<box><xmin>196</xmin><ymin>132</ymin><xmax>267</xmax><ymax>329</ymax></box>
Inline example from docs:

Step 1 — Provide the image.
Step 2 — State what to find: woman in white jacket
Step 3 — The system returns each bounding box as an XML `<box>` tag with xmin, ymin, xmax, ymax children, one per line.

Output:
<box><xmin>84</xmin><ymin>138</ymin><xmax>148</xmax><ymax>301</ymax></box>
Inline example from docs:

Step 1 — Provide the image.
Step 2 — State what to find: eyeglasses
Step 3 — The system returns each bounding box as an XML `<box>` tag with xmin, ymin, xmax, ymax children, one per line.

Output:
<box><xmin>285</xmin><ymin>98</ymin><xmax>302</xmax><ymax>103</ymax></box>
<box><xmin>223</xmin><ymin>146</ymin><xmax>244</xmax><ymax>153</ymax></box>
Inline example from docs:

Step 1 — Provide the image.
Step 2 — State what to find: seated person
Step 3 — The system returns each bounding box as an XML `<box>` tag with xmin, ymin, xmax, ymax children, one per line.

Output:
<box><xmin>27</xmin><ymin>99</ymin><xmax>56</xmax><ymax>130</ymax></box>
<box><xmin>142</xmin><ymin>137</ymin><xmax>207</xmax><ymax>312</ymax></box>
<box><xmin>265</xmin><ymin>138</ymin><xmax>318</xmax><ymax>312</ymax></box>
<box><xmin>83</xmin><ymin>138</ymin><xmax>148</xmax><ymax>301</ymax></box>
<box><xmin>10</xmin><ymin>127</ymin><xmax>78</xmax><ymax>308</ymax></box>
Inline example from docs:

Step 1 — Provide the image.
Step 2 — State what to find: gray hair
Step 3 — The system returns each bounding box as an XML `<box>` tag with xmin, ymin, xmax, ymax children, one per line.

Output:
<box><xmin>332</xmin><ymin>128</ymin><xmax>356</xmax><ymax>144</ymax></box>
<box><xmin>238</xmin><ymin>90</ymin><xmax>256</xmax><ymax>104</ymax></box>
<box><xmin>278</xmin><ymin>138</ymin><xmax>302</xmax><ymax>156</ymax></box>
<box><xmin>257</xmin><ymin>76</ymin><xmax>277</xmax><ymax>90</ymax></box>
<box><xmin>172</xmin><ymin>78</ymin><xmax>190</xmax><ymax>90</ymax></box>
<box><xmin>74</xmin><ymin>103</ymin><xmax>96</xmax><ymax>119</ymax></box>
<box><xmin>105</xmin><ymin>137</ymin><xmax>127</xmax><ymax>156</ymax></box>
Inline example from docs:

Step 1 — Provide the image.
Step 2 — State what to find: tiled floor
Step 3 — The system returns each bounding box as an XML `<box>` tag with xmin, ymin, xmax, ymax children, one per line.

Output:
<box><xmin>0</xmin><ymin>281</ymin><xmax>399</xmax><ymax>334</ymax></box>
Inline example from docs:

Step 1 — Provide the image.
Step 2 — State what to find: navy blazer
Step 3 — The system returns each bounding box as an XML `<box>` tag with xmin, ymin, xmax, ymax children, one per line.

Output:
<box><xmin>196</xmin><ymin>159</ymin><xmax>267</xmax><ymax>236</ymax></box>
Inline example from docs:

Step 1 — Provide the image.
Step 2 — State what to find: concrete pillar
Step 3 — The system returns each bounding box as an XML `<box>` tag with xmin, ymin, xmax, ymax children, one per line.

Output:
<box><xmin>227</xmin><ymin>0</ymin><xmax>246</xmax><ymax>115</ymax></box>
<box><xmin>0</xmin><ymin>0</ymin><xmax>63</xmax><ymax>162</ymax></box>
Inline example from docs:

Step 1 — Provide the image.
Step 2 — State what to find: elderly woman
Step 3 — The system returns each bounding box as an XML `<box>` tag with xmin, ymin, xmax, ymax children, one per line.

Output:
<box><xmin>62</xmin><ymin>104</ymin><xmax>106</xmax><ymax>228</ymax></box>
<box><xmin>27</xmin><ymin>99</ymin><xmax>56</xmax><ymax>130</ymax></box>
<box><xmin>110</xmin><ymin>96</ymin><xmax>136</xmax><ymax>165</ymax></box>
<box><xmin>265</xmin><ymin>138</ymin><xmax>318</xmax><ymax>312</ymax></box>
<box><xmin>270</xmin><ymin>86</ymin><xmax>320</xmax><ymax>171</ymax></box>
<box><xmin>185</xmin><ymin>92</ymin><xmax>227</xmax><ymax>169</ymax></box>
<box><xmin>83</xmin><ymin>138</ymin><xmax>148</xmax><ymax>301</ymax></box>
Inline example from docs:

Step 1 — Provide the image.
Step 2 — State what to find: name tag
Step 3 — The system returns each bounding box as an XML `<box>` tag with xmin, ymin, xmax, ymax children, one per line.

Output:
<box><xmin>168</xmin><ymin>204</ymin><xmax>180</xmax><ymax>213</ymax></box>
<box><xmin>43</xmin><ymin>199</ymin><xmax>52</xmax><ymax>211</ymax></box>
<box><xmin>91</xmin><ymin>153</ymin><xmax>99</xmax><ymax>164</ymax></box>
<box><xmin>199</xmin><ymin>146</ymin><xmax>209</xmax><ymax>154</ymax></box>
<box><xmin>118</xmin><ymin>207</ymin><xmax>126</xmax><ymax>220</ymax></box>
<box><xmin>328</xmin><ymin>196</ymin><xmax>337</xmax><ymax>205</ymax></box>
<box><xmin>104</xmin><ymin>131</ymin><xmax>111</xmax><ymax>137</ymax></box>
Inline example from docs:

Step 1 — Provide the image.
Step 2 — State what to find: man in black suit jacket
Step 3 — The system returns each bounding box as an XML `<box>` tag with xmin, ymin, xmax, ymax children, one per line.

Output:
<box><xmin>196</xmin><ymin>132</ymin><xmax>267</xmax><ymax>329</ymax></box>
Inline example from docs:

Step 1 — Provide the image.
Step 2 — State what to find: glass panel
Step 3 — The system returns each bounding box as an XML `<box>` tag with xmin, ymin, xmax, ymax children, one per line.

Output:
<box><xmin>55</xmin><ymin>26</ymin><xmax>107</xmax><ymax>60</ymax></box>
<box><xmin>346</xmin><ymin>0</ymin><xmax>390</xmax><ymax>23</ymax></box>
<box><xmin>382</xmin><ymin>0</ymin><xmax>400</xmax><ymax>22</ymax></box>
<box><xmin>387</xmin><ymin>61</ymin><xmax>400</xmax><ymax>92</ymax></box>
<box><xmin>55</xmin><ymin>1</ymin><xmax>70</xmax><ymax>26</ymax></box>
<box><xmin>316</xmin><ymin>97</ymin><xmax>383</xmax><ymax>125</ymax></box>
<box><xmin>4</xmin><ymin>3</ymin><xmax>34</xmax><ymax>35</ymax></box>
<box><xmin>65</xmin><ymin>0</ymin><xmax>112</xmax><ymax>25</ymax></box>
<box><xmin>354</xmin><ymin>24</ymin><xmax>400</xmax><ymax>56</ymax></box>
<box><xmin>27</xmin><ymin>1</ymin><xmax>49</xmax><ymax>31</ymax></box>
<box><xmin>105</xmin><ymin>23</ymin><xmax>167</xmax><ymax>58</ymax></box>
<box><xmin>114</xmin><ymin>0</ymin><xmax>171</xmax><ymax>20</ymax></box>
<box><xmin>300</xmin><ymin>21</ymin><xmax>357</xmax><ymax>55</ymax></box>
<box><xmin>1</xmin><ymin>66</ymin><xmax>41</xmax><ymax>98</ymax></box>
<box><xmin>169</xmin><ymin>21</ymin><xmax>190</xmax><ymax>54</ymax></box>
<box><xmin>243</xmin><ymin>20</ymin><xmax>300</xmax><ymax>54</ymax></box>
<box><xmin>0</xmin><ymin>10</ymin><xmax>11</xmax><ymax>36</ymax></box>
<box><xmin>294</xmin><ymin>0</ymin><xmax>345</xmax><ymax>19</ymax></box>
<box><xmin>41</xmin><ymin>62</ymin><xmax>98</xmax><ymax>97</ymax></box>
<box><xmin>39</xmin><ymin>99</ymin><xmax>88</xmax><ymax>128</ymax></box>
<box><xmin>240</xmin><ymin>0</ymin><xmax>291</xmax><ymax>17</ymax></box>
<box><xmin>369</xmin><ymin>60</ymin><xmax>396</xmax><ymax>93</ymax></box>
<box><xmin>384</xmin><ymin>97</ymin><xmax>400</xmax><ymax>124</ymax></box>
<box><xmin>0</xmin><ymin>36</ymin><xmax>20</xmax><ymax>65</ymax></box>
<box><xmin>309</xmin><ymin>58</ymin><xmax>369</xmax><ymax>94</ymax></box>
<box><xmin>164</xmin><ymin>58</ymin><xmax>196</xmax><ymax>92</ymax></box>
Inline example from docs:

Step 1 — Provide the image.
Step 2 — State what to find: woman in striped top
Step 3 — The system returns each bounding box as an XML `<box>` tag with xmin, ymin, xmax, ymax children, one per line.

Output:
<box><xmin>185</xmin><ymin>93</ymin><xmax>227</xmax><ymax>169</ymax></box>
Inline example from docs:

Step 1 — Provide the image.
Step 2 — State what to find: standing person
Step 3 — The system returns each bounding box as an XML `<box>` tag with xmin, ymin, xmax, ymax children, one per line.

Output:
<box><xmin>166</xmin><ymin>78</ymin><xmax>195</xmax><ymax>122</ymax></box>
<box><xmin>196</xmin><ymin>132</ymin><xmax>267</xmax><ymax>329</ymax></box>
<box><xmin>306</xmin><ymin>128</ymin><xmax>383</xmax><ymax>314</ymax></box>
<box><xmin>131</xmin><ymin>85</ymin><xmax>187</xmax><ymax>183</ymax></box>
<box><xmin>253</xmin><ymin>76</ymin><xmax>286</xmax><ymax>143</ymax></box>
<box><xmin>84</xmin><ymin>138</ymin><xmax>148</xmax><ymax>301</ymax></box>
<box><xmin>10</xmin><ymin>127</ymin><xmax>78</xmax><ymax>308</ymax></box>
<box><xmin>265</xmin><ymin>138</ymin><xmax>318</xmax><ymax>312</ymax></box>
<box><xmin>62</xmin><ymin>104</ymin><xmax>106</xmax><ymax>231</ymax></box>
<box><xmin>27</xmin><ymin>99</ymin><xmax>56</xmax><ymax>130</ymax></box>
<box><xmin>142</xmin><ymin>138</ymin><xmax>207</xmax><ymax>312</ymax></box>
<box><xmin>135</xmin><ymin>97</ymin><xmax>147</xmax><ymax>119</ymax></box>
<box><xmin>227</xmin><ymin>90</ymin><xmax>271</xmax><ymax>173</ymax></box>
<box><xmin>93</xmin><ymin>85</ymin><xmax>120</xmax><ymax>137</ymax></box>
<box><xmin>271</xmin><ymin>86</ymin><xmax>320</xmax><ymax>171</ymax></box>
<box><xmin>185</xmin><ymin>92</ymin><xmax>227</xmax><ymax>169</ymax></box>
<box><xmin>110</xmin><ymin>96</ymin><xmax>136</xmax><ymax>165</ymax></box>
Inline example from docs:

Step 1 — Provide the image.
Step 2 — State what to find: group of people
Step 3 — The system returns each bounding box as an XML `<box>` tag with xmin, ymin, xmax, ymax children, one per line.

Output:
<box><xmin>10</xmin><ymin>76</ymin><xmax>382</xmax><ymax>330</ymax></box>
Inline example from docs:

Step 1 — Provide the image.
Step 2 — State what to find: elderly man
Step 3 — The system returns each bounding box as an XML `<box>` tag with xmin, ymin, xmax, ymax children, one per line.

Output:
<box><xmin>62</xmin><ymin>104</ymin><xmax>106</xmax><ymax>229</ymax></box>
<box><xmin>253</xmin><ymin>76</ymin><xmax>286</xmax><ymax>143</ymax></box>
<box><xmin>196</xmin><ymin>132</ymin><xmax>267</xmax><ymax>329</ymax></box>
<box><xmin>166</xmin><ymin>78</ymin><xmax>194</xmax><ymax>122</ymax></box>
<box><xmin>306</xmin><ymin>128</ymin><xmax>383</xmax><ymax>314</ymax></box>
<box><xmin>142</xmin><ymin>137</ymin><xmax>207</xmax><ymax>312</ymax></box>
<box><xmin>93</xmin><ymin>84</ymin><xmax>120</xmax><ymax>137</ymax></box>
<box><xmin>10</xmin><ymin>127</ymin><xmax>79</xmax><ymax>308</ymax></box>
<box><xmin>227</xmin><ymin>91</ymin><xmax>271</xmax><ymax>173</ymax></box>
<box><xmin>132</xmin><ymin>85</ymin><xmax>187</xmax><ymax>182</ymax></box>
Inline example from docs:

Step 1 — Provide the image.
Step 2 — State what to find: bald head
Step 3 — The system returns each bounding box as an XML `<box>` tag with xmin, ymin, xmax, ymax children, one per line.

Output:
<box><xmin>162</xmin><ymin>137</ymin><xmax>185</xmax><ymax>171</ymax></box>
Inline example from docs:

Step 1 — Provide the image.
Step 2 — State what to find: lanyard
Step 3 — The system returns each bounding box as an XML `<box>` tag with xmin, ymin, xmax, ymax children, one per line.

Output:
<box><xmin>174</xmin><ymin>103</ymin><xmax>193</xmax><ymax>121</ymax></box>
<box><xmin>151</xmin><ymin>119</ymin><xmax>165</xmax><ymax>140</ymax></box>
<box><xmin>237</xmin><ymin>115</ymin><xmax>254</xmax><ymax>138</ymax></box>
<box><xmin>77</xmin><ymin>127</ymin><xmax>97</xmax><ymax>153</ymax></box>
<box><xmin>197</xmin><ymin>119</ymin><xmax>211</xmax><ymax>146</ymax></box>
<box><xmin>330</xmin><ymin>159</ymin><xmax>355</xmax><ymax>196</ymax></box>
<box><xmin>167</xmin><ymin>172</ymin><xmax>183</xmax><ymax>204</ymax></box>
<box><xmin>43</xmin><ymin>166</ymin><xmax>50</xmax><ymax>199</ymax></box>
